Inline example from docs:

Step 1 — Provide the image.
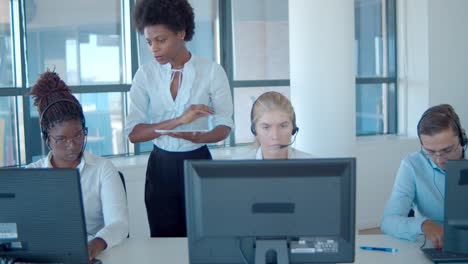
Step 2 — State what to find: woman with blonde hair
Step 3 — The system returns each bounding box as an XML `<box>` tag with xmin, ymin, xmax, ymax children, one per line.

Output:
<box><xmin>250</xmin><ymin>91</ymin><xmax>311</xmax><ymax>159</ymax></box>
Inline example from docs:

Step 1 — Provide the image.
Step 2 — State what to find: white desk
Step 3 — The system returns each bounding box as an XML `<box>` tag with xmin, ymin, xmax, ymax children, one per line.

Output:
<box><xmin>98</xmin><ymin>234</ymin><xmax>450</xmax><ymax>264</ymax></box>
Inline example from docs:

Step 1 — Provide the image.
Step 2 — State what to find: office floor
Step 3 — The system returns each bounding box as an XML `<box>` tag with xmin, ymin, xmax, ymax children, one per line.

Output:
<box><xmin>359</xmin><ymin>227</ymin><xmax>381</xmax><ymax>235</ymax></box>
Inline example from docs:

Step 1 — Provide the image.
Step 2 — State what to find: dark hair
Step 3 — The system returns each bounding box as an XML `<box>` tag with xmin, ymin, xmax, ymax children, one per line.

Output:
<box><xmin>29</xmin><ymin>71</ymin><xmax>85</xmax><ymax>140</ymax></box>
<box><xmin>133</xmin><ymin>0</ymin><xmax>195</xmax><ymax>41</ymax></box>
<box><xmin>417</xmin><ymin>104</ymin><xmax>466</xmax><ymax>146</ymax></box>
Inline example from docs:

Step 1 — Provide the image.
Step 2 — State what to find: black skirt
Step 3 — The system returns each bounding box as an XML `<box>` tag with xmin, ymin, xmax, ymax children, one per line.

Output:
<box><xmin>145</xmin><ymin>144</ymin><xmax>212</xmax><ymax>237</ymax></box>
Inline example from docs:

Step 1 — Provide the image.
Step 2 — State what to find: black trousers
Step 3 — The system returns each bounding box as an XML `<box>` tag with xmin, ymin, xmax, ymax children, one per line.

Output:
<box><xmin>145</xmin><ymin>145</ymin><xmax>212</xmax><ymax>237</ymax></box>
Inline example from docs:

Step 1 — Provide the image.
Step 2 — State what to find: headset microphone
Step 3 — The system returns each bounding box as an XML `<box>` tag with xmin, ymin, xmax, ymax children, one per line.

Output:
<box><xmin>279</xmin><ymin>130</ymin><xmax>298</xmax><ymax>149</ymax></box>
<box><xmin>279</xmin><ymin>143</ymin><xmax>292</xmax><ymax>149</ymax></box>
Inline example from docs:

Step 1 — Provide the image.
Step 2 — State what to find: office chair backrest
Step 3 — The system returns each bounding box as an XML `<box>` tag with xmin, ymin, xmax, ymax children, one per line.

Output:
<box><xmin>117</xmin><ymin>171</ymin><xmax>129</xmax><ymax>238</ymax></box>
<box><xmin>118</xmin><ymin>171</ymin><xmax>126</xmax><ymax>194</ymax></box>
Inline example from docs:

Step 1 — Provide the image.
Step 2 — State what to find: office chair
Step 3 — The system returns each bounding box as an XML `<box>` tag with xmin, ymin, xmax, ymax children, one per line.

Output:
<box><xmin>118</xmin><ymin>171</ymin><xmax>129</xmax><ymax>238</ymax></box>
<box><xmin>118</xmin><ymin>171</ymin><xmax>127</xmax><ymax>194</ymax></box>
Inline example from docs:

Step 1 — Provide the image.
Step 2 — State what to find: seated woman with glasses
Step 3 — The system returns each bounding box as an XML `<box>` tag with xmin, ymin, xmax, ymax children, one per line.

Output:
<box><xmin>27</xmin><ymin>71</ymin><xmax>129</xmax><ymax>260</ymax></box>
<box><xmin>381</xmin><ymin>104</ymin><xmax>467</xmax><ymax>248</ymax></box>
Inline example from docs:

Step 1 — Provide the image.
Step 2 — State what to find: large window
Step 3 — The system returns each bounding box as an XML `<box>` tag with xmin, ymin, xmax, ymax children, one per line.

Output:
<box><xmin>0</xmin><ymin>0</ymin><xmax>20</xmax><ymax>166</ymax></box>
<box><xmin>1</xmin><ymin>0</ymin><xmax>397</xmax><ymax>167</ymax></box>
<box><xmin>220</xmin><ymin>0</ymin><xmax>290</xmax><ymax>145</ymax></box>
<box><xmin>355</xmin><ymin>0</ymin><xmax>397</xmax><ymax>135</ymax></box>
<box><xmin>23</xmin><ymin>0</ymin><xmax>129</xmax><ymax>162</ymax></box>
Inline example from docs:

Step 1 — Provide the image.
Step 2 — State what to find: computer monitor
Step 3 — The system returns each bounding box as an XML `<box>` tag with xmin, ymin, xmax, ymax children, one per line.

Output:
<box><xmin>184</xmin><ymin>158</ymin><xmax>356</xmax><ymax>264</ymax></box>
<box><xmin>0</xmin><ymin>168</ymin><xmax>89</xmax><ymax>264</ymax></box>
<box><xmin>444</xmin><ymin>160</ymin><xmax>468</xmax><ymax>254</ymax></box>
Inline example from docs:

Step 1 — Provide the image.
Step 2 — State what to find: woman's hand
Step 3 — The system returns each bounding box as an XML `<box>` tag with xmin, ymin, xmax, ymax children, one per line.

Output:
<box><xmin>88</xmin><ymin>237</ymin><xmax>107</xmax><ymax>260</ymax></box>
<box><xmin>179</xmin><ymin>104</ymin><xmax>214</xmax><ymax>125</ymax></box>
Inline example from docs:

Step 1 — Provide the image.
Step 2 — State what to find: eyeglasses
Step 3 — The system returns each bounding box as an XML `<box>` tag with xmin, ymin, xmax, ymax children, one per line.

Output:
<box><xmin>49</xmin><ymin>130</ymin><xmax>86</xmax><ymax>147</ymax></box>
<box><xmin>421</xmin><ymin>143</ymin><xmax>460</xmax><ymax>159</ymax></box>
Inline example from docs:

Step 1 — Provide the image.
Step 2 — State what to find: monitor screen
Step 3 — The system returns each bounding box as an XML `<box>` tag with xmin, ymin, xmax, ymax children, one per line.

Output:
<box><xmin>184</xmin><ymin>158</ymin><xmax>356</xmax><ymax>264</ymax></box>
<box><xmin>0</xmin><ymin>168</ymin><xmax>89</xmax><ymax>264</ymax></box>
<box><xmin>444</xmin><ymin>160</ymin><xmax>468</xmax><ymax>254</ymax></box>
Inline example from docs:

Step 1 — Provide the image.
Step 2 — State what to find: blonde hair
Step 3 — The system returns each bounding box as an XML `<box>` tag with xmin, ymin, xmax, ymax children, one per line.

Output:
<box><xmin>250</xmin><ymin>91</ymin><xmax>296</xmax><ymax>134</ymax></box>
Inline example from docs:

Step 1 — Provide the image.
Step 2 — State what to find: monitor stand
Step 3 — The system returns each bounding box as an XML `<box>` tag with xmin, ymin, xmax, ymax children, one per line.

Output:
<box><xmin>255</xmin><ymin>239</ymin><xmax>289</xmax><ymax>264</ymax></box>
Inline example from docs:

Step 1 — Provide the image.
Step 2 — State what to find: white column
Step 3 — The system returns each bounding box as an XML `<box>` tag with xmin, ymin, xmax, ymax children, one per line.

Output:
<box><xmin>427</xmin><ymin>0</ymin><xmax>468</xmax><ymax>128</ymax></box>
<box><xmin>289</xmin><ymin>0</ymin><xmax>356</xmax><ymax>157</ymax></box>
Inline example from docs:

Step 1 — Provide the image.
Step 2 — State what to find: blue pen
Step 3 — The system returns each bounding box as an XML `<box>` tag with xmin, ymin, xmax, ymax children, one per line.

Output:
<box><xmin>360</xmin><ymin>246</ymin><xmax>398</xmax><ymax>253</ymax></box>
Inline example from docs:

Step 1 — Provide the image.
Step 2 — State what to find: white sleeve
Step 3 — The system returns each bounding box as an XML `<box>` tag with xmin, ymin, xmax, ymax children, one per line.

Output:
<box><xmin>209</xmin><ymin>63</ymin><xmax>234</xmax><ymax>129</ymax></box>
<box><xmin>380</xmin><ymin>158</ymin><xmax>427</xmax><ymax>241</ymax></box>
<box><xmin>124</xmin><ymin>68</ymin><xmax>151</xmax><ymax>138</ymax></box>
<box><xmin>94</xmin><ymin>160</ymin><xmax>129</xmax><ymax>248</ymax></box>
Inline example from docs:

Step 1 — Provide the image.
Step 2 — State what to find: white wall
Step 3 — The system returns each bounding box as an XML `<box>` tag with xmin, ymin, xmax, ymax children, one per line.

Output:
<box><xmin>427</xmin><ymin>0</ymin><xmax>468</xmax><ymax>128</ymax></box>
<box><xmin>289</xmin><ymin>0</ymin><xmax>356</xmax><ymax>158</ymax></box>
<box><xmin>398</xmin><ymin>0</ymin><xmax>430</xmax><ymax>137</ymax></box>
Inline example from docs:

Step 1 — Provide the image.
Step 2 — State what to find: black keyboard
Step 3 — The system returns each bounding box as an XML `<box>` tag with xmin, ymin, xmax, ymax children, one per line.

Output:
<box><xmin>422</xmin><ymin>248</ymin><xmax>468</xmax><ymax>263</ymax></box>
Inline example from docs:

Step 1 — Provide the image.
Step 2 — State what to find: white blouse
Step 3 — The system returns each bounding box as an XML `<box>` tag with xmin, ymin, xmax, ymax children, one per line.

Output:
<box><xmin>125</xmin><ymin>55</ymin><xmax>234</xmax><ymax>152</ymax></box>
<box><xmin>255</xmin><ymin>147</ymin><xmax>314</xmax><ymax>159</ymax></box>
<box><xmin>26</xmin><ymin>152</ymin><xmax>129</xmax><ymax>249</ymax></box>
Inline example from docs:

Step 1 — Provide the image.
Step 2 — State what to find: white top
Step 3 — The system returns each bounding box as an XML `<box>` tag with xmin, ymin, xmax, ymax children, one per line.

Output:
<box><xmin>255</xmin><ymin>147</ymin><xmax>313</xmax><ymax>159</ymax></box>
<box><xmin>124</xmin><ymin>55</ymin><xmax>234</xmax><ymax>152</ymax></box>
<box><xmin>26</xmin><ymin>151</ymin><xmax>129</xmax><ymax>249</ymax></box>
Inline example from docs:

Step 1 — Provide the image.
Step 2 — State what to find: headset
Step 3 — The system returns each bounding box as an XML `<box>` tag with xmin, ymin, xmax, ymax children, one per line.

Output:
<box><xmin>417</xmin><ymin>105</ymin><xmax>467</xmax><ymax>199</ymax></box>
<box><xmin>250</xmin><ymin>97</ymin><xmax>299</xmax><ymax>137</ymax></box>
<box><xmin>416</xmin><ymin>106</ymin><xmax>467</xmax><ymax>148</ymax></box>
<box><xmin>40</xmin><ymin>99</ymin><xmax>88</xmax><ymax>157</ymax></box>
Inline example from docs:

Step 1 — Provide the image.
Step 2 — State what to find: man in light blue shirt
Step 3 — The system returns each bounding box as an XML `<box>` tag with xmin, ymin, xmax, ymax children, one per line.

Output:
<box><xmin>381</xmin><ymin>104</ymin><xmax>467</xmax><ymax>249</ymax></box>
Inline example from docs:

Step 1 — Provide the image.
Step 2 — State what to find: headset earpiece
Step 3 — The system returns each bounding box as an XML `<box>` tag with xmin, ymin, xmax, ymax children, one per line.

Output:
<box><xmin>292</xmin><ymin>126</ymin><xmax>299</xmax><ymax>136</ymax></box>
<box><xmin>291</xmin><ymin>111</ymin><xmax>298</xmax><ymax>135</ymax></box>
<box><xmin>250</xmin><ymin>98</ymin><xmax>257</xmax><ymax>136</ymax></box>
<box><xmin>45</xmin><ymin>137</ymin><xmax>51</xmax><ymax>150</ymax></box>
<box><xmin>461</xmin><ymin>129</ymin><xmax>467</xmax><ymax>147</ymax></box>
<box><xmin>42</xmin><ymin>130</ymin><xmax>47</xmax><ymax>141</ymax></box>
<box><xmin>251</xmin><ymin>123</ymin><xmax>257</xmax><ymax>136</ymax></box>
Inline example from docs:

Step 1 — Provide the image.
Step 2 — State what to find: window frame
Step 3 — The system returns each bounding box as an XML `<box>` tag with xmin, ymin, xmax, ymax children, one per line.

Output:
<box><xmin>0</xmin><ymin>0</ymin><xmax>399</xmax><ymax>167</ymax></box>
<box><xmin>218</xmin><ymin>0</ymin><xmax>290</xmax><ymax>146</ymax></box>
<box><xmin>355</xmin><ymin>0</ymin><xmax>398</xmax><ymax>136</ymax></box>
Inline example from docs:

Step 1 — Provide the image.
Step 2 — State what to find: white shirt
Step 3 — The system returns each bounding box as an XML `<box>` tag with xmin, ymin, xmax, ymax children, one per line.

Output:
<box><xmin>26</xmin><ymin>152</ymin><xmax>129</xmax><ymax>249</ymax></box>
<box><xmin>255</xmin><ymin>147</ymin><xmax>314</xmax><ymax>159</ymax></box>
<box><xmin>125</xmin><ymin>55</ymin><xmax>234</xmax><ymax>152</ymax></box>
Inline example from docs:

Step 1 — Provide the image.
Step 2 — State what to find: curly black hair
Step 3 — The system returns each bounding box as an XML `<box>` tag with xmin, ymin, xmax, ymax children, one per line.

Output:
<box><xmin>28</xmin><ymin>71</ymin><xmax>86</xmax><ymax>140</ymax></box>
<box><xmin>133</xmin><ymin>0</ymin><xmax>195</xmax><ymax>41</ymax></box>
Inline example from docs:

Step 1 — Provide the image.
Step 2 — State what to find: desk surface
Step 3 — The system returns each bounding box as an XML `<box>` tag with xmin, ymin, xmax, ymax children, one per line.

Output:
<box><xmin>98</xmin><ymin>234</ymin><xmax>452</xmax><ymax>264</ymax></box>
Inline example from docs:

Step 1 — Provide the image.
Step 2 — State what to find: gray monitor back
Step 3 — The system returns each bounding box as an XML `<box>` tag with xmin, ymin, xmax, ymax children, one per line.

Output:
<box><xmin>0</xmin><ymin>168</ymin><xmax>89</xmax><ymax>264</ymax></box>
<box><xmin>184</xmin><ymin>158</ymin><xmax>356</xmax><ymax>264</ymax></box>
<box><xmin>444</xmin><ymin>160</ymin><xmax>468</xmax><ymax>254</ymax></box>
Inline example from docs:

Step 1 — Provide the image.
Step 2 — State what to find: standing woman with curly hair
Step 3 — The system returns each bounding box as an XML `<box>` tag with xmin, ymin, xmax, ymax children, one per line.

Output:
<box><xmin>28</xmin><ymin>71</ymin><xmax>129</xmax><ymax>260</ymax></box>
<box><xmin>125</xmin><ymin>0</ymin><xmax>234</xmax><ymax>237</ymax></box>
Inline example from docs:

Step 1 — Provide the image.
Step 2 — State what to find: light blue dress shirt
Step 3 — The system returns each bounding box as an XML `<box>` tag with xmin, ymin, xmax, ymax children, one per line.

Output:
<box><xmin>381</xmin><ymin>151</ymin><xmax>446</xmax><ymax>241</ymax></box>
